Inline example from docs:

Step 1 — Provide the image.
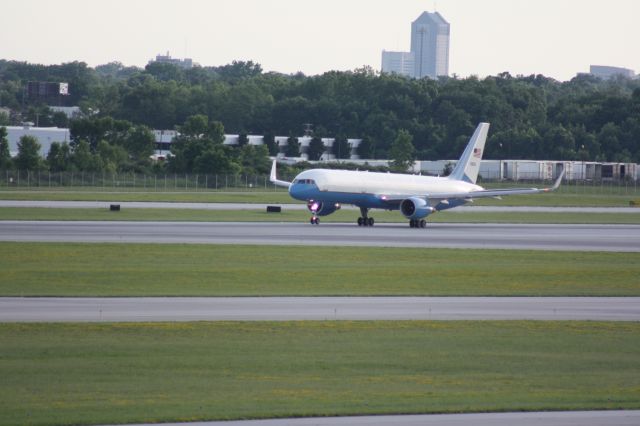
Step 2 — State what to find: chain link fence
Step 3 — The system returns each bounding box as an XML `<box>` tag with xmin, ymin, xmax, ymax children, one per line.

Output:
<box><xmin>0</xmin><ymin>171</ymin><xmax>294</xmax><ymax>192</ymax></box>
<box><xmin>0</xmin><ymin>170</ymin><xmax>638</xmax><ymax>196</ymax></box>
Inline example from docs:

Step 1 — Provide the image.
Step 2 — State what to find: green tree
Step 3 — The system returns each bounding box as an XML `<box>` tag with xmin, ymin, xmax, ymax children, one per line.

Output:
<box><xmin>193</xmin><ymin>146</ymin><xmax>241</xmax><ymax>175</ymax></box>
<box><xmin>70</xmin><ymin>116</ymin><xmax>132</xmax><ymax>151</ymax></box>
<box><xmin>598</xmin><ymin>122</ymin><xmax>623</xmax><ymax>161</ymax></box>
<box><xmin>356</xmin><ymin>137</ymin><xmax>373</xmax><ymax>159</ymax></box>
<box><xmin>215</xmin><ymin>60</ymin><xmax>262</xmax><ymax>82</ymax></box>
<box><xmin>389</xmin><ymin>129</ymin><xmax>415</xmax><ymax>171</ymax></box>
<box><xmin>332</xmin><ymin>136</ymin><xmax>351</xmax><ymax>159</ymax></box>
<box><xmin>263</xmin><ymin>133</ymin><xmax>279</xmax><ymax>156</ymax></box>
<box><xmin>123</xmin><ymin>125</ymin><xmax>155</xmax><ymax>161</ymax></box>
<box><xmin>46</xmin><ymin>142</ymin><xmax>72</xmax><ymax>172</ymax></box>
<box><xmin>51</xmin><ymin>111</ymin><xmax>69</xmax><ymax>128</ymax></box>
<box><xmin>72</xmin><ymin>139</ymin><xmax>102</xmax><ymax>171</ymax></box>
<box><xmin>0</xmin><ymin>126</ymin><xmax>11</xmax><ymax>169</ymax></box>
<box><xmin>238</xmin><ymin>144</ymin><xmax>270</xmax><ymax>175</ymax></box>
<box><xmin>145</xmin><ymin>62</ymin><xmax>185</xmax><ymax>82</ymax></box>
<box><xmin>179</xmin><ymin>114</ymin><xmax>209</xmax><ymax>138</ymax></box>
<box><xmin>543</xmin><ymin>125</ymin><xmax>575</xmax><ymax>160</ymax></box>
<box><xmin>0</xmin><ymin>111</ymin><xmax>9</xmax><ymax>126</ymax></box>
<box><xmin>97</xmin><ymin>140</ymin><xmax>129</xmax><ymax>173</ymax></box>
<box><xmin>168</xmin><ymin>116</ymin><xmax>232</xmax><ymax>173</ymax></box>
<box><xmin>15</xmin><ymin>135</ymin><xmax>42</xmax><ymax>170</ymax></box>
<box><xmin>285</xmin><ymin>136</ymin><xmax>300</xmax><ymax>157</ymax></box>
<box><xmin>307</xmin><ymin>136</ymin><xmax>325</xmax><ymax>161</ymax></box>
<box><xmin>207</xmin><ymin>120</ymin><xmax>225</xmax><ymax>144</ymax></box>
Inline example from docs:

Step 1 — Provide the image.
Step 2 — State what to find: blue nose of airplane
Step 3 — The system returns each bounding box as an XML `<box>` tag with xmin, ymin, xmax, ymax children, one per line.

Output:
<box><xmin>289</xmin><ymin>181</ymin><xmax>319</xmax><ymax>201</ymax></box>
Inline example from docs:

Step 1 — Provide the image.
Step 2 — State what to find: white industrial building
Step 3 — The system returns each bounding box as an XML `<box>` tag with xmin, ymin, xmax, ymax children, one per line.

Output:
<box><xmin>49</xmin><ymin>106</ymin><xmax>82</xmax><ymax>119</ymax></box>
<box><xmin>590</xmin><ymin>65</ymin><xmax>635</xmax><ymax>80</ymax></box>
<box><xmin>420</xmin><ymin>159</ymin><xmax>638</xmax><ymax>181</ymax></box>
<box><xmin>5</xmin><ymin>125</ymin><xmax>70</xmax><ymax>157</ymax></box>
<box><xmin>148</xmin><ymin>52</ymin><xmax>194</xmax><ymax>69</ymax></box>
<box><xmin>149</xmin><ymin>131</ymin><xmax>363</xmax><ymax>162</ymax></box>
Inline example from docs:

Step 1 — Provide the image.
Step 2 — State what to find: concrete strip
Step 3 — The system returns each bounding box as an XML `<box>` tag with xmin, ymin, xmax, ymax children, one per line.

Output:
<box><xmin>1</xmin><ymin>297</ymin><xmax>638</xmax><ymax>322</ymax></box>
<box><xmin>103</xmin><ymin>410</ymin><xmax>640</xmax><ymax>426</ymax></box>
<box><xmin>1</xmin><ymin>221</ymin><xmax>639</xmax><ymax>252</ymax></box>
<box><xmin>1</xmin><ymin>200</ymin><xmax>640</xmax><ymax>213</ymax></box>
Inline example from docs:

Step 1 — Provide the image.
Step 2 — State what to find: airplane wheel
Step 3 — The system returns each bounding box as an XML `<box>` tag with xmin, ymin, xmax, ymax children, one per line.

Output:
<box><xmin>419</xmin><ymin>219</ymin><xmax>426</xmax><ymax>228</ymax></box>
<box><xmin>409</xmin><ymin>220</ymin><xmax>415</xmax><ymax>228</ymax></box>
<box><xmin>357</xmin><ymin>217</ymin><xmax>363</xmax><ymax>226</ymax></box>
<box><xmin>310</xmin><ymin>217</ymin><xmax>319</xmax><ymax>225</ymax></box>
<box><xmin>368</xmin><ymin>217</ymin><xmax>374</xmax><ymax>226</ymax></box>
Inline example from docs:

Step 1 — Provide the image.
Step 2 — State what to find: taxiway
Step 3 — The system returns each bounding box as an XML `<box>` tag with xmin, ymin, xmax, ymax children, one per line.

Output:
<box><xmin>2</xmin><ymin>297</ymin><xmax>638</xmax><ymax>322</ymax></box>
<box><xmin>107</xmin><ymin>410</ymin><xmax>640</xmax><ymax>426</ymax></box>
<box><xmin>1</xmin><ymin>221</ymin><xmax>639</xmax><ymax>251</ymax></box>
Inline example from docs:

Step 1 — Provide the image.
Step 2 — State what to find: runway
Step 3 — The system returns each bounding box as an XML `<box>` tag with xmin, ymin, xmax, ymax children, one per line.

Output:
<box><xmin>2</xmin><ymin>200</ymin><xmax>640</xmax><ymax>213</ymax></box>
<box><xmin>108</xmin><ymin>411</ymin><xmax>640</xmax><ymax>426</ymax></box>
<box><xmin>1</xmin><ymin>220</ymin><xmax>639</xmax><ymax>251</ymax></box>
<box><xmin>2</xmin><ymin>297</ymin><xmax>638</xmax><ymax>322</ymax></box>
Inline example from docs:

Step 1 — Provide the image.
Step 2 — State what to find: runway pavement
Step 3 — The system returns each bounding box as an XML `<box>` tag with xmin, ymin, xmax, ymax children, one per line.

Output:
<box><xmin>2</xmin><ymin>297</ymin><xmax>638</xmax><ymax>322</ymax></box>
<box><xmin>1</xmin><ymin>220</ymin><xmax>639</xmax><ymax>251</ymax></box>
<box><xmin>106</xmin><ymin>411</ymin><xmax>640</xmax><ymax>426</ymax></box>
<box><xmin>2</xmin><ymin>199</ymin><xmax>640</xmax><ymax>213</ymax></box>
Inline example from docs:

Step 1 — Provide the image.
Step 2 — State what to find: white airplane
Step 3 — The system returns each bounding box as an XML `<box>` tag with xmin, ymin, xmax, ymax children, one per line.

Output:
<box><xmin>270</xmin><ymin>122</ymin><xmax>564</xmax><ymax>227</ymax></box>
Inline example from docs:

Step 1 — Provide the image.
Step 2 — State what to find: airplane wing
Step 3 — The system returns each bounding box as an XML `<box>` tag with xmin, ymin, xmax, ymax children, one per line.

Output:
<box><xmin>270</xmin><ymin>160</ymin><xmax>292</xmax><ymax>189</ymax></box>
<box><xmin>377</xmin><ymin>171</ymin><xmax>564</xmax><ymax>205</ymax></box>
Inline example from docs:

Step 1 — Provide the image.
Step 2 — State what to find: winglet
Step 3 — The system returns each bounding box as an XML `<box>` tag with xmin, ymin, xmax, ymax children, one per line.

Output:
<box><xmin>540</xmin><ymin>170</ymin><xmax>565</xmax><ymax>193</ymax></box>
<box><xmin>550</xmin><ymin>169</ymin><xmax>565</xmax><ymax>191</ymax></box>
<box><xmin>270</xmin><ymin>160</ymin><xmax>292</xmax><ymax>189</ymax></box>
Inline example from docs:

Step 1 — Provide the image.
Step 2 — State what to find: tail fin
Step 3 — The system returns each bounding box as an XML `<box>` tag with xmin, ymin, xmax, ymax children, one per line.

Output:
<box><xmin>270</xmin><ymin>160</ymin><xmax>292</xmax><ymax>188</ymax></box>
<box><xmin>448</xmin><ymin>122</ymin><xmax>490</xmax><ymax>184</ymax></box>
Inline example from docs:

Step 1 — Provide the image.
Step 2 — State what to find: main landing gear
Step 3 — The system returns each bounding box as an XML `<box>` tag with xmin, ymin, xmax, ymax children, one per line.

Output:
<box><xmin>409</xmin><ymin>219</ymin><xmax>427</xmax><ymax>228</ymax></box>
<box><xmin>357</xmin><ymin>207</ymin><xmax>375</xmax><ymax>227</ymax></box>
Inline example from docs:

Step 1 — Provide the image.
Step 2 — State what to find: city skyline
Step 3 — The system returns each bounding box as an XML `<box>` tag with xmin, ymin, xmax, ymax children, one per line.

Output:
<box><xmin>382</xmin><ymin>11</ymin><xmax>450</xmax><ymax>79</ymax></box>
<box><xmin>1</xmin><ymin>0</ymin><xmax>639</xmax><ymax>81</ymax></box>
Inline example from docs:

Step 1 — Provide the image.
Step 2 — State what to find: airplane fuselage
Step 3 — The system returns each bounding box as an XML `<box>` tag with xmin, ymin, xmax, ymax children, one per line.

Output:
<box><xmin>289</xmin><ymin>168</ymin><xmax>483</xmax><ymax>210</ymax></box>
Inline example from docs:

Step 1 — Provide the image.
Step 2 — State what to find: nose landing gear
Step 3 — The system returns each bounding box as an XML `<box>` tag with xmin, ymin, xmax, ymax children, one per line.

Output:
<box><xmin>310</xmin><ymin>216</ymin><xmax>319</xmax><ymax>225</ymax></box>
<box><xmin>409</xmin><ymin>219</ymin><xmax>427</xmax><ymax>228</ymax></box>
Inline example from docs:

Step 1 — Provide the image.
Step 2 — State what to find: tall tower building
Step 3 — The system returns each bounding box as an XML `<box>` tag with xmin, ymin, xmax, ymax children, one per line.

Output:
<box><xmin>381</xmin><ymin>11</ymin><xmax>450</xmax><ymax>79</ymax></box>
<box><xmin>411</xmin><ymin>11</ymin><xmax>450</xmax><ymax>79</ymax></box>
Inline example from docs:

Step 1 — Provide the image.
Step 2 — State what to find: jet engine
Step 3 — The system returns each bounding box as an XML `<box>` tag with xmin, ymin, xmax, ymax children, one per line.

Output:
<box><xmin>307</xmin><ymin>200</ymin><xmax>341</xmax><ymax>216</ymax></box>
<box><xmin>400</xmin><ymin>197</ymin><xmax>435</xmax><ymax>220</ymax></box>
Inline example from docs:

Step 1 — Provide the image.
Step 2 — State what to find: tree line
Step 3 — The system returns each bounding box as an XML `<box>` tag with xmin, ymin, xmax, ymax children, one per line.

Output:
<box><xmin>1</xmin><ymin>59</ymin><xmax>639</xmax><ymax>174</ymax></box>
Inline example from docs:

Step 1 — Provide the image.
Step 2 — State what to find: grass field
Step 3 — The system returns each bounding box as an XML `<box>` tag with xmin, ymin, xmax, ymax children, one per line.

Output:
<box><xmin>2</xmin><ymin>242</ymin><xmax>639</xmax><ymax>296</ymax></box>
<box><xmin>1</xmin><ymin>185</ymin><xmax>639</xmax><ymax>206</ymax></box>
<box><xmin>1</xmin><ymin>321</ymin><xmax>638</xmax><ymax>426</ymax></box>
<box><xmin>0</xmin><ymin>206</ymin><xmax>639</xmax><ymax>224</ymax></box>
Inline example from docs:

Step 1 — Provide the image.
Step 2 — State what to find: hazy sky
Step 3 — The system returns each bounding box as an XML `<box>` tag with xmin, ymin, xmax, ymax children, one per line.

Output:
<box><xmin>2</xmin><ymin>0</ymin><xmax>638</xmax><ymax>81</ymax></box>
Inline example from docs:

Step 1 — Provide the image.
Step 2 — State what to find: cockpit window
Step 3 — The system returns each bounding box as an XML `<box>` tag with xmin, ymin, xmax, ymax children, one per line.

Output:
<box><xmin>295</xmin><ymin>179</ymin><xmax>315</xmax><ymax>185</ymax></box>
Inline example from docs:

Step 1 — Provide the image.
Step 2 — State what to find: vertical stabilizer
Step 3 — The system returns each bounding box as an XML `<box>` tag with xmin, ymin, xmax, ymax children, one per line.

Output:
<box><xmin>448</xmin><ymin>122</ymin><xmax>490</xmax><ymax>184</ymax></box>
